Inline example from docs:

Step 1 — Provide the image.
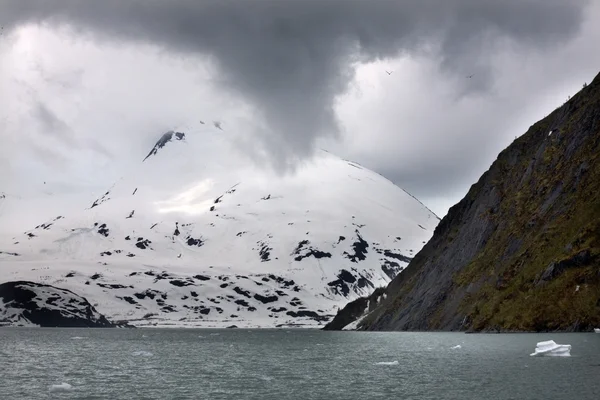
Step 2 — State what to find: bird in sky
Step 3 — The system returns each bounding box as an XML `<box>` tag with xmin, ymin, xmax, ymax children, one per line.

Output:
<box><xmin>385</xmin><ymin>70</ymin><xmax>393</xmax><ymax>75</ymax></box>
<box><xmin>467</xmin><ymin>74</ymin><xmax>474</xmax><ymax>79</ymax></box>
<box><xmin>199</xmin><ymin>120</ymin><xmax>205</xmax><ymax>125</ymax></box>
<box><xmin>213</xmin><ymin>121</ymin><xmax>223</xmax><ymax>130</ymax></box>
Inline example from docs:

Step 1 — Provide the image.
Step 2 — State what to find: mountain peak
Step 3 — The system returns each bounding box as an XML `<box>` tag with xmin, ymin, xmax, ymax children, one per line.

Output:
<box><xmin>1</xmin><ymin>130</ymin><xmax>438</xmax><ymax>328</ymax></box>
<box><xmin>142</xmin><ymin>131</ymin><xmax>186</xmax><ymax>162</ymax></box>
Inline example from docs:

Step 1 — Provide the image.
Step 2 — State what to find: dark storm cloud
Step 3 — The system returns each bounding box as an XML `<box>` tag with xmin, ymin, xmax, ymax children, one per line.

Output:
<box><xmin>30</xmin><ymin>100</ymin><xmax>113</xmax><ymax>161</ymax></box>
<box><xmin>0</xmin><ymin>0</ymin><xmax>588</xmax><ymax>164</ymax></box>
<box><xmin>33</xmin><ymin>102</ymin><xmax>72</xmax><ymax>142</ymax></box>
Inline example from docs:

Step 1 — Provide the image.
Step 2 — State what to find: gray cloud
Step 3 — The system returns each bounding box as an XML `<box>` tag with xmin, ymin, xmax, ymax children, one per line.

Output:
<box><xmin>33</xmin><ymin>102</ymin><xmax>72</xmax><ymax>141</ymax></box>
<box><xmin>0</xmin><ymin>0</ymin><xmax>588</xmax><ymax>167</ymax></box>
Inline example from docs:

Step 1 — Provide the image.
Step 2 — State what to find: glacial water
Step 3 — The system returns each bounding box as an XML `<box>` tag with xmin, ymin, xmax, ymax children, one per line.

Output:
<box><xmin>1</xmin><ymin>329</ymin><xmax>599</xmax><ymax>399</ymax></box>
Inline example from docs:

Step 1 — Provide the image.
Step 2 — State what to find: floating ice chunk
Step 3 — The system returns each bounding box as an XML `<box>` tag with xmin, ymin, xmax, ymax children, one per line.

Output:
<box><xmin>451</xmin><ymin>345</ymin><xmax>462</xmax><ymax>349</ymax></box>
<box><xmin>132</xmin><ymin>350</ymin><xmax>153</xmax><ymax>357</ymax></box>
<box><xmin>49</xmin><ymin>383</ymin><xmax>73</xmax><ymax>392</ymax></box>
<box><xmin>594</xmin><ymin>328</ymin><xmax>600</xmax><ymax>333</ymax></box>
<box><xmin>374</xmin><ymin>361</ymin><xmax>398</xmax><ymax>366</ymax></box>
<box><xmin>530</xmin><ymin>340</ymin><xmax>571</xmax><ymax>357</ymax></box>
<box><xmin>70</xmin><ymin>336</ymin><xmax>86</xmax><ymax>340</ymax></box>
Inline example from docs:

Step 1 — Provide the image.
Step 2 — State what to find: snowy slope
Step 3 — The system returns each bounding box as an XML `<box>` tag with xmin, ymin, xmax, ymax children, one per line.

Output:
<box><xmin>0</xmin><ymin>127</ymin><xmax>438</xmax><ymax>328</ymax></box>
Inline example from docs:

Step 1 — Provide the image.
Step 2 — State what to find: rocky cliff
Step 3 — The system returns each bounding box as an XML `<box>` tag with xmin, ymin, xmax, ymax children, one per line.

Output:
<box><xmin>0</xmin><ymin>281</ymin><xmax>125</xmax><ymax>327</ymax></box>
<box><xmin>326</xmin><ymin>71</ymin><xmax>600</xmax><ymax>332</ymax></box>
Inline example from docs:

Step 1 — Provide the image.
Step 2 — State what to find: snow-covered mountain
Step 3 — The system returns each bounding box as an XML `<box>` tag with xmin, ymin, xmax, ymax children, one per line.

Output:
<box><xmin>0</xmin><ymin>126</ymin><xmax>439</xmax><ymax>328</ymax></box>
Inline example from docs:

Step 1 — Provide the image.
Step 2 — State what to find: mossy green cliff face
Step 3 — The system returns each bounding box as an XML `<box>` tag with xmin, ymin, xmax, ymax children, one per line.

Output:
<box><xmin>328</xmin><ymin>72</ymin><xmax>600</xmax><ymax>332</ymax></box>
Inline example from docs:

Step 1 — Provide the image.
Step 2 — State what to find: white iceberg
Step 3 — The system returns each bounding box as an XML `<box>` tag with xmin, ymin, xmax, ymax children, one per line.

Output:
<box><xmin>374</xmin><ymin>361</ymin><xmax>398</xmax><ymax>366</ymax></box>
<box><xmin>594</xmin><ymin>328</ymin><xmax>600</xmax><ymax>333</ymax></box>
<box><xmin>49</xmin><ymin>383</ymin><xmax>73</xmax><ymax>392</ymax></box>
<box><xmin>530</xmin><ymin>340</ymin><xmax>571</xmax><ymax>357</ymax></box>
<box><xmin>451</xmin><ymin>345</ymin><xmax>462</xmax><ymax>349</ymax></box>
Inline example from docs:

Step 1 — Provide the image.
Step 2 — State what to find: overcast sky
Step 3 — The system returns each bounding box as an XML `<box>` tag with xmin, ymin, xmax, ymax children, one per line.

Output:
<box><xmin>1</xmin><ymin>0</ymin><xmax>599</xmax><ymax>217</ymax></box>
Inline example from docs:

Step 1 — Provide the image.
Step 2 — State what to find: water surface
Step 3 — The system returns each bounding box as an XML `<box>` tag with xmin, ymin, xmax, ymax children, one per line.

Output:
<box><xmin>1</xmin><ymin>329</ymin><xmax>598</xmax><ymax>399</ymax></box>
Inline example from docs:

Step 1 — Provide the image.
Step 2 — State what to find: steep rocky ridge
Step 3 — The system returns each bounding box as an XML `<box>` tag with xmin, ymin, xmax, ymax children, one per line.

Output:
<box><xmin>327</xmin><ymin>71</ymin><xmax>600</xmax><ymax>332</ymax></box>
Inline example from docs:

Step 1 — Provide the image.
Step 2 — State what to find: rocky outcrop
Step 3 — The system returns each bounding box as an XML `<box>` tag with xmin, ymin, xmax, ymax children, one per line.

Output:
<box><xmin>0</xmin><ymin>281</ymin><xmax>125</xmax><ymax>327</ymax></box>
<box><xmin>322</xmin><ymin>287</ymin><xmax>385</xmax><ymax>330</ymax></box>
<box><xmin>331</xmin><ymin>71</ymin><xmax>600</xmax><ymax>332</ymax></box>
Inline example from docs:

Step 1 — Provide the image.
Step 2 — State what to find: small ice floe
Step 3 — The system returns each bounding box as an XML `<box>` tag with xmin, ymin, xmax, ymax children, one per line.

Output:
<box><xmin>132</xmin><ymin>350</ymin><xmax>154</xmax><ymax>357</ymax></box>
<box><xmin>374</xmin><ymin>361</ymin><xmax>399</xmax><ymax>366</ymax></box>
<box><xmin>451</xmin><ymin>345</ymin><xmax>462</xmax><ymax>350</ymax></box>
<box><xmin>530</xmin><ymin>340</ymin><xmax>571</xmax><ymax>357</ymax></box>
<box><xmin>210</xmin><ymin>333</ymin><xmax>220</xmax><ymax>336</ymax></box>
<box><xmin>49</xmin><ymin>383</ymin><xmax>73</xmax><ymax>392</ymax></box>
<box><xmin>594</xmin><ymin>328</ymin><xmax>600</xmax><ymax>333</ymax></box>
<box><xmin>70</xmin><ymin>336</ymin><xmax>86</xmax><ymax>340</ymax></box>
<box><xmin>548</xmin><ymin>130</ymin><xmax>553</xmax><ymax>136</ymax></box>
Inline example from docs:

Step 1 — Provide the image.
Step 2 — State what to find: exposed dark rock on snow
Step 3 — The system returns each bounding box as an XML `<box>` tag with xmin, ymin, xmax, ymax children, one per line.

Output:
<box><xmin>258</xmin><ymin>241</ymin><xmax>272</xmax><ymax>262</ymax></box>
<box><xmin>135</xmin><ymin>238</ymin><xmax>152</xmax><ymax>250</ymax></box>
<box><xmin>327</xmin><ymin>269</ymin><xmax>356</xmax><ymax>297</ymax></box>
<box><xmin>381</xmin><ymin>260</ymin><xmax>402</xmax><ymax>280</ymax></box>
<box><xmin>234</xmin><ymin>299</ymin><xmax>250</xmax><ymax>307</ymax></box>
<box><xmin>381</xmin><ymin>250</ymin><xmax>412</xmax><ymax>264</ymax></box>
<box><xmin>169</xmin><ymin>279</ymin><xmax>195</xmax><ymax>287</ymax></box>
<box><xmin>233</xmin><ymin>287</ymin><xmax>251</xmax><ymax>298</ymax></box>
<box><xmin>90</xmin><ymin>191</ymin><xmax>110</xmax><ymax>209</ymax></box>
<box><xmin>97</xmin><ymin>223</ymin><xmax>109</xmax><ymax>237</ymax></box>
<box><xmin>254</xmin><ymin>294</ymin><xmax>278</xmax><ymax>304</ymax></box>
<box><xmin>343</xmin><ymin>231</ymin><xmax>368</xmax><ymax>262</ymax></box>
<box><xmin>120</xmin><ymin>296</ymin><xmax>138</xmax><ymax>305</ymax></box>
<box><xmin>292</xmin><ymin>240</ymin><xmax>332</xmax><ymax>261</ymax></box>
<box><xmin>97</xmin><ymin>283</ymin><xmax>129</xmax><ymax>289</ymax></box>
<box><xmin>186</xmin><ymin>236</ymin><xmax>204</xmax><ymax>247</ymax></box>
<box><xmin>143</xmin><ymin>131</ymin><xmax>185</xmax><ymax>162</ymax></box>
<box><xmin>285</xmin><ymin>310</ymin><xmax>329</xmax><ymax>322</ymax></box>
